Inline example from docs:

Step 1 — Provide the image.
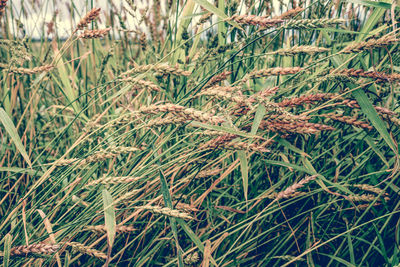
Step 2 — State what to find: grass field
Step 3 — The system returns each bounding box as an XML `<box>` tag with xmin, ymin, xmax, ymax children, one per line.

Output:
<box><xmin>1</xmin><ymin>0</ymin><xmax>400</xmax><ymax>266</ymax></box>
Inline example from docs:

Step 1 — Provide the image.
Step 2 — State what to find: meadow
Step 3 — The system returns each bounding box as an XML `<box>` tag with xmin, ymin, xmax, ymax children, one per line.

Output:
<box><xmin>1</xmin><ymin>0</ymin><xmax>400</xmax><ymax>266</ymax></box>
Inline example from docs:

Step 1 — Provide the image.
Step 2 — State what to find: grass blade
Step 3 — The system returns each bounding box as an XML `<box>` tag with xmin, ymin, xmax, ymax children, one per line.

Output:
<box><xmin>0</xmin><ymin>108</ymin><xmax>32</xmax><ymax>168</ymax></box>
<box><xmin>102</xmin><ymin>188</ymin><xmax>116</xmax><ymax>265</ymax></box>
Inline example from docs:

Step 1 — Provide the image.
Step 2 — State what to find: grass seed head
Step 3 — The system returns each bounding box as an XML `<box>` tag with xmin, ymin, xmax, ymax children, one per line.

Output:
<box><xmin>77</xmin><ymin>8</ymin><xmax>101</xmax><ymax>30</ymax></box>
<box><xmin>10</xmin><ymin>243</ymin><xmax>60</xmax><ymax>256</ymax></box>
<box><xmin>79</xmin><ymin>28</ymin><xmax>111</xmax><ymax>39</ymax></box>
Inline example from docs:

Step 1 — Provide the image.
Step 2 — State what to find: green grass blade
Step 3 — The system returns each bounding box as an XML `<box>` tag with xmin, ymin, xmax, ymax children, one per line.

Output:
<box><xmin>352</xmin><ymin>87</ymin><xmax>397</xmax><ymax>153</ymax></box>
<box><xmin>237</xmin><ymin>150</ymin><xmax>249</xmax><ymax>202</ymax></box>
<box><xmin>193</xmin><ymin>0</ymin><xmax>243</xmax><ymax>31</ymax></box>
<box><xmin>250</xmin><ymin>105</ymin><xmax>266</xmax><ymax>136</ymax></box>
<box><xmin>0</xmin><ymin>108</ymin><xmax>32</xmax><ymax>168</ymax></box>
<box><xmin>102</xmin><ymin>189</ymin><xmax>116</xmax><ymax>249</ymax></box>
<box><xmin>2</xmin><ymin>234</ymin><xmax>12</xmax><ymax>267</ymax></box>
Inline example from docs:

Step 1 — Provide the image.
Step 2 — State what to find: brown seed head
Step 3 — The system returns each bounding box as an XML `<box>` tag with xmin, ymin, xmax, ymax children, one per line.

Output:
<box><xmin>77</xmin><ymin>8</ymin><xmax>101</xmax><ymax>30</ymax></box>
<box><xmin>79</xmin><ymin>28</ymin><xmax>111</xmax><ymax>39</ymax></box>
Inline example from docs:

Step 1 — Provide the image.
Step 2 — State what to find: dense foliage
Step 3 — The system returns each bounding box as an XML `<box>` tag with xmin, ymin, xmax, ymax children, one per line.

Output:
<box><xmin>1</xmin><ymin>0</ymin><xmax>400</xmax><ymax>266</ymax></box>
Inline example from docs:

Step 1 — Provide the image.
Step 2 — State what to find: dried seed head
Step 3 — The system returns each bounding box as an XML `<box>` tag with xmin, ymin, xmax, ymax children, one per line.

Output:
<box><xmin>84</xmin><ymin>175</ymin><xmax>141</xmax><ymax>188</ymax></box>
<box><xmin>242</xmin><ymin>67</ymin><xmax>303</xmax><ymax>83</ymax></box>
<box><xmin>65</xmin><ymin>242</ymin><xmax>107</xmax><ymax>259</ymax></box>
<box><xmin>333</xmin><ymin>68</ymin><xmax>400</xmax><ymax>83</ymax></box>
<box><xmin>274</xmin><ymin>45</ymin><xmax>329</xmax><ymax>56</ymax></box>
<box><xmin>138</xmin><ymin>103</ymin><xmax>225</xmax><ymax>124</ymax></box>
<box><xmin>52</xmin><ymin>147</ymin><xmax>141</xmax><ymax>167</ymax></box>
<box><xmin>321</xmin><ymin>113</ymin><xmax>372</xmax><ymax>130</ymax></box>
<box><xmin>120</xmin><ymin>77</ymin><xmax>161</xmax><ymax>92</ymax></box>
<box><xmin>352</xmin><ymin>184</ymin><xmax>388</xmax><ymax>196</ymax></box>
<box><xmin>229</xmin><ymin>14</ymin><xmax>284</xmax><ymax>28</ymax></box>
<box><xmin>273</xmin><ymin>7</ymin><xmax>304</xmax><ymax>20</ymax></box>
<box><xmin>342</xmin><ymin>34</ymin><xmax>398</xmax><ymax>53</ymax></box>
<box><xmin>121</xmin><ymin>63</ymin><xmax>191</xmax><ymax>77</ymax></box>
<box><xmin>284</xmin><ymin>18</ymin><xmax>345</xmax><ymax>29</ymax></box>
<box><xmin>184</xmin><ymin>252</ymin><xmax>200</xmax><ymax>264</ymax></box>
<box><xmin>3</xmin><ymin>64</ymin><xmax>54</xmax><ymax>75</ymax></box>
<box><xmin>276</xmin><ymin>175</ymin><xmax>316</xmax><ymax>201</ymax></box>
<box><xmin>277</xmin><ymin>93</ymin><xmax>335</xmax><ymax>107</ymax></box>
<box><xmin>79</xmin><ymin>28</ymin><xmax>111</xmax><ymax>39</ymax></box>
<box><xmin>77</xmin><ymin>8</ymin><xmax>101</xmax><ymax>30</ymax></box>
<box><xmin>84</xmin><ymin>225</ymin><xmax>136</xmax><ymax>234</ymax></box>
<box><xmin>204</xmin><ymin>71</ymin><xmax>232</xmax><ymax>88</ymax></box>
<box><xmin>137</xmin><ymin>205</ymin><xmax>194</xmax><ymax>220</ymax></box>
<box><xmin>139</xmin><ymin>33</ymin><xmax>147</xmax><ymax>51</ymax></box>
<box><xmin>345</xmin><ymin>194</ymin><xmax>389</xmax><ymax>202</ymax></box>
<box><xmin>10</xmin><ymin>243</ymin><xmax>60</xmax><ymax>256</ymax></box>
<box><xmin>197</xmin><ymin>168</ymin><xmax>223</xmax><ymax>178</ymax></box>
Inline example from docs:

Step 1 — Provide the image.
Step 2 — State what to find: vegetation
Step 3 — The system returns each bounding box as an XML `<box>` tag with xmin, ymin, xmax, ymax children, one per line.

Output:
<box><xmin>1</xmin><ymin>0</ymin><xmax>400</xmax><ymax>266</ymax></box>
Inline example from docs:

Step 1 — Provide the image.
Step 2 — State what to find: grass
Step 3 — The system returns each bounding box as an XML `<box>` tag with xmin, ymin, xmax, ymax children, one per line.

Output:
<box><xmin>1</xmin><ymin>0</ymin><xmax>400</xmax><ymax>266</ymax></box>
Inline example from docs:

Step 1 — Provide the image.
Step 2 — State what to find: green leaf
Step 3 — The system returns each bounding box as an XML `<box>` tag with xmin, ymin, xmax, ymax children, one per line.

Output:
<box><xmin>193</xmin><ymin>0</ymin><xmax>243</xmax><ymax>31</ymax></box>
<box><xmin>346</xmin><ymin>0</ymin><xmax>392</xmax><ymax>9</ymax></box>
<box><xmin>158</xmin><ymin>170</ymin><xmax>184</xmax><ymax>266</ymax></box>
<box><xmin>364</xmin><ymin>135</ymin><xmax>389</xmax><ymax>167</ymax></box>
<box><xmin>250</xmin><ymin>105</ymin><xmax>266</xmax><ymax>136</ymax></box>
<box><xmin>3</xmin><ymin>234</ymin><xmax>12</xmax><ymax>267</ymax></box>
<box><xmin>102</xmin><ymin>189</ymin><xmax>116</xmax><ymax>248</ymax></box>
<box><xmin>0</xmin><ymin>108</ymin><xmax>32</xmax><ymax>168</ymax></box>
<box><xmin>0</xmin><ymin>167</ymin><xmax>42</xmax><ymax>176</ymax></box>
<box><xmin>352</xmin><ymin>88</ymin><xmax>397</xmax><ymax>153</ymax></box>
<box><xmin>176</xmin><ymin>218</ymin><xmax>218</xmax><ymax>266</ymax></box>
<box><xmin>237</xmin><ymin>150</ymin><xmax>249</xmax><ymax>202</ymax></box>
<box><xmin>265</xmin><ymin>160</ymin><xmax>311</xmax><ymax>173</ymax></box>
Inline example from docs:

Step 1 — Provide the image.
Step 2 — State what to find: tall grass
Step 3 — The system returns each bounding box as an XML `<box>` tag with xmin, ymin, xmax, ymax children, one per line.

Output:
<box><xmin>1</xmin><ymin>0</ymin><xmax>400</xmax><ymax>266</ymax></box>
